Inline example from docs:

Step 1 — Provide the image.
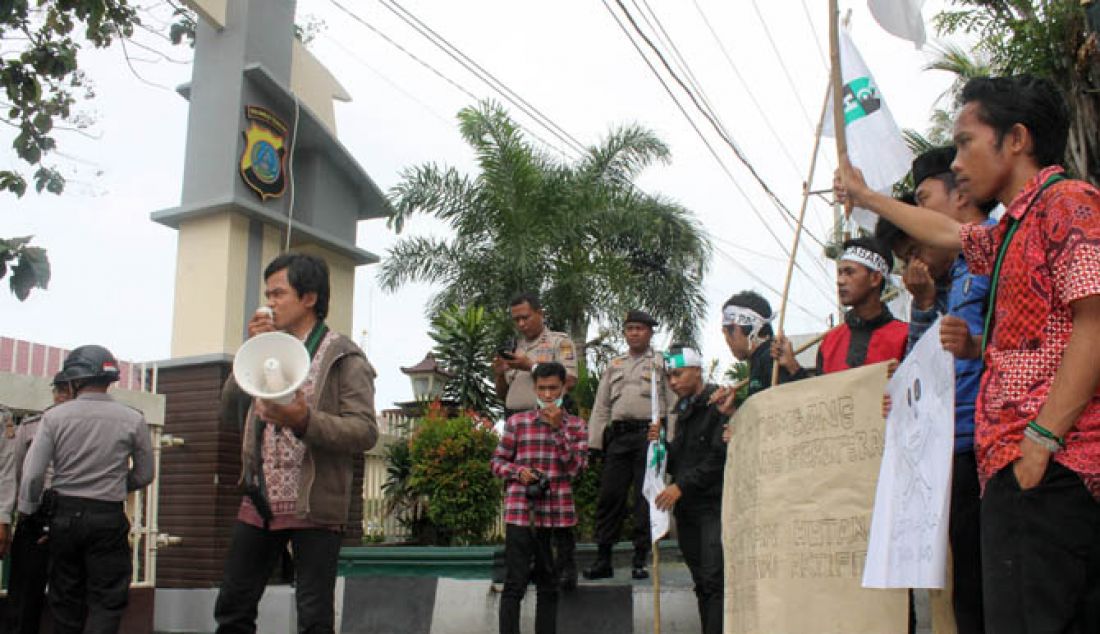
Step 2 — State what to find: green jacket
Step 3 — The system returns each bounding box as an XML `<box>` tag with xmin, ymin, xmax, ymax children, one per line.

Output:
<box><xmin>222</xmin><ymin>332</ymin><xmax>379</xmax><ymax>527</ymax></box>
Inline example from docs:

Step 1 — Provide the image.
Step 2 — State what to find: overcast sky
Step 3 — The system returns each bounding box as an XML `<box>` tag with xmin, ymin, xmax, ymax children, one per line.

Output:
<box><xmin>2</xmin><ymin>0</ymin><xmax>954</xmax><ymax>410</ymax></box>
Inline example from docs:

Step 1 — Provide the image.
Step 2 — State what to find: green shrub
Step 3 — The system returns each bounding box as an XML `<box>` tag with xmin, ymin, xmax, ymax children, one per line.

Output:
<box><xmin>409</xmin><ymin>404</ymin><xmax>502</xmax><ymax>545</ymax></box>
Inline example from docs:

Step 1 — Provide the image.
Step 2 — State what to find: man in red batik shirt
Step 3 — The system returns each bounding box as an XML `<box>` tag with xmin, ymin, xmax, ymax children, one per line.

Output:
<box><xmin>837</xmin><ymin>75</ymin><xmax>1100</xmax><ymax>634</ymax></box>
<box><xmin>491</xmin><ymin>361</ymin><xmax>587</xmax><ymax>634</ymax></box>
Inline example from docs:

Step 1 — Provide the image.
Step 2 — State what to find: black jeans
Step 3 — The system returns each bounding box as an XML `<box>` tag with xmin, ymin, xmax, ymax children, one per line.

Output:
<box><xmin>949</xmin><ymin>451</ymin><xmax>984</xmax><ymax>634</ymax></box>
<box><xmin>1</xmin><ymin>515</ymin><xmax>50</xmax><ymax>634</ymax></box>
<box><xmin>500</xmin><ymin>524</ymin><xmax>558</xmax><ymax>634</ymax></box>
<box><xmin>214</xmin><ymin>522</ymin><xmax>343</xmax><ymax>634</ymax></box>
<box><xmin>981</xmin><ymin>461</ymin><xmax>1100</xmax><ymax>634</ymax></box>
<box><xmin>593</xmin><ymin>426</ymin><xmax>650</xmax><ymax>558</ymax></box>
<box><xmin>676</xmin><ymin>504</ymin><xmax>723</xmax><ymax>634</ymax></box>
<box><xmin>47</xmin><ymin>497</ymin><xmax>132</xmax><ymax>634</ymax></box>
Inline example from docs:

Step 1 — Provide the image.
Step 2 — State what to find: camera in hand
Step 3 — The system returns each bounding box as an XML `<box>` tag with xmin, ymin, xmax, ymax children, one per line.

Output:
<box><xmin>498</xmin><ymin>339</ymin><xmax>516</xmax><ymax>360</ymax></box>
<box><xmin>525</xmin><ymin>471</ymin><xmax>551</xmax><ymax>500</ymax></box>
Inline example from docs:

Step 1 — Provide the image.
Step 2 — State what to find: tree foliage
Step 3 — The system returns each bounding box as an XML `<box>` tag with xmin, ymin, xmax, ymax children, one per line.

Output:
<box><xmin>1</xmin><ymin>0</ymin><xmax>138</xmax><ymax>198</ymax></box>
<box><xmin>428</xmin><ymin>304</ymin><xmax>505</xmax><ymax>418</ymax></box>
<box><xmin>2</xmin><ymin>0</ymin><xmax>141</xmax><ymax>300</ymax></box>
<box><xmin>933</xmin><ymin>0</ymin><xmax>1100</xmax><ymax>183</ymax></box>
<box><xmin>0</xmin><ymin>235</ymin><xmax>50</xmax><ymax>300</ymax></box>
<box><xmin>380</xmin><ymin>100</ymin><xmax>712</xmax><ymax>349</ymax></box>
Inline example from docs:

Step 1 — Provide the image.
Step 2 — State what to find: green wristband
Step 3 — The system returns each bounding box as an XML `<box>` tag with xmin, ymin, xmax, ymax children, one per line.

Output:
<box><xmin>1027</xmin><ymin>420</ymin><xmax>1065</xmax><ymax>448</ymax></box>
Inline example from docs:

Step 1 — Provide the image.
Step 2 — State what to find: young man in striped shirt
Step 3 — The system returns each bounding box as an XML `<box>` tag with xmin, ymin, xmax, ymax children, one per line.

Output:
<box><xmin>491</xmin><ymin>362</ymin><xmax>588</xmax><ymax>634</ymax></box>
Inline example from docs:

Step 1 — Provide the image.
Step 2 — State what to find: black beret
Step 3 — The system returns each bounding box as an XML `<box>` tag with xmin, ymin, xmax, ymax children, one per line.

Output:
<box><xmin>624</xmin><ymin>310</ymin><xmax>658</xmax><ymax>328</ymax></box>
<box><xmin>912</xmin><ymin>146</ymin><xmax>956</xmax><ymax>190</ymax></box>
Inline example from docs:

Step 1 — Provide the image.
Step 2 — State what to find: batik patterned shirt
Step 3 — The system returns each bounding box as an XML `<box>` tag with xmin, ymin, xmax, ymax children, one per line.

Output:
<box><xmin>959</xmin><ymin>166</ymin><xmax>1100</xmax><ymax>499</ymax></box>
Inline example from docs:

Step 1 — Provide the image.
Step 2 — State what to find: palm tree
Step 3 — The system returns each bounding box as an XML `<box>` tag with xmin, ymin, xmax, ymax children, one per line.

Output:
<box><xmin>380</xmin><ymin>100</ymin><xmax>711</xmax><ymax>348</ymax></box>
<box><xmin>920</xmin><ymin>43</ymin><xmax>993</xmax><ymax>146</ymax></box>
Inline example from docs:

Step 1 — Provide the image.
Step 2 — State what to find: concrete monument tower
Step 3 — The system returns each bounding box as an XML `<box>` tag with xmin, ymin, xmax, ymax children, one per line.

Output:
<box><xmin>150</xmin><ymin>0</ymin><xmax>391</xmax><ymax>603</ymax></box>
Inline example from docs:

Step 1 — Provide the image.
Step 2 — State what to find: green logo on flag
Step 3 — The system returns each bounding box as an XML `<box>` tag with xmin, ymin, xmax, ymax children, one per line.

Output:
<box><xmin>649</xmin><ymin>429</ymin><xmax>666</xmax><ymax>468</ymax></box>
<box><xmin>843</xmin><ymin>76</ymin><xmax>882</xmax><ymax>125</ymax></box>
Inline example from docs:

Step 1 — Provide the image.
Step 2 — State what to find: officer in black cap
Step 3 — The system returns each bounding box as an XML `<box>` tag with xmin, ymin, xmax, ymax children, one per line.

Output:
<box><xmin>584</xmin><ymin>310</ymin><xmax>676</xmax><ymax>580</ymax></box>
<box><xmin>18</xmin><ymin>345</ymin><xmax>154</xmax><ymax>634</ymax></box>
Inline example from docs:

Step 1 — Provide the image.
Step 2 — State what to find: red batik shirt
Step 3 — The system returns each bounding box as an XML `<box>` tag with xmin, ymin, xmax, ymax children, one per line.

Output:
<box><xmin>491</xmin><ymin>409</ymin><xmax>587</xmax><ymax>527</ymax></box>
<box><xmin>960</xmin><ymin>166</ymin><xmax>1100</xmax><ymax>499</ymax></box>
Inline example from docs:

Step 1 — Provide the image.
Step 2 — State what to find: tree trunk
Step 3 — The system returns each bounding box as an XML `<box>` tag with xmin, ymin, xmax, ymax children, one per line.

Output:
<box><xmin>1066</xmin><ymin>34</ymin><xmax>1100</xmax><ymax>185</ymax></box>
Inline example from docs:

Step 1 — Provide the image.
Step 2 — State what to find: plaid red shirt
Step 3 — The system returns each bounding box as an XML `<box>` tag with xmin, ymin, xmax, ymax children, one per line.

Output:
<box><xmin>491</xmin><ymin>409</ymin><xmax>587</xmax><ymax>527</ymax></box>
<box><xmin>960</xmin><ymin>166</ymin><xmax>1100</xmax><ymax>499</ymax></box>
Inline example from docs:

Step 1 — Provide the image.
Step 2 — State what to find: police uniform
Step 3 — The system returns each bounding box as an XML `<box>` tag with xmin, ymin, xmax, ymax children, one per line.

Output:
<box><xmin>585</xmin><ymin>312</ymin><xmax>676</xmax><ymax>580</ymax></box>
<box><xmin>1</xmin><ymin>409</ymin><xmax>53</xmax><ymax>634</ymax></box>
<box><xmin>503</xmin><ymin>328</ymin><xmax>578</xmax><ymax>414</ymax></box>
<box><xmin>18</xmin><ymin>346</ymin><xmax>155</xmax><ymax>634</ymax></box>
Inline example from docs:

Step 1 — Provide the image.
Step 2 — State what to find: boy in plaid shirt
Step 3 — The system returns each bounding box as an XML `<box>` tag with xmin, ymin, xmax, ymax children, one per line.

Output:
<box><xmin>491</xmin><ymin>362</ymin><xmax>587</xmax><ymax>634</ymax></box>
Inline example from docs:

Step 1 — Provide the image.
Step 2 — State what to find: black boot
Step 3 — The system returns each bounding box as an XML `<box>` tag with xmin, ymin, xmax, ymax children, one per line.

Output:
<box><xmin>631</xmin><ymin>549</ymin><xmax>649</xmax><ymax>580</ymax></box>
<box><xmin>583</xmin><ymin>544</ymin><xmax>613</xmax><ymax>580</ymax></box>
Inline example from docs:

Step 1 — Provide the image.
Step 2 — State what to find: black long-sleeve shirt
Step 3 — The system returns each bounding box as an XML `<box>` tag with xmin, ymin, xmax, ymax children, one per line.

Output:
<box><xmin>667</xmin><ymin>384</ymin><xmax>727</xmax><ymax>509</ymax></box>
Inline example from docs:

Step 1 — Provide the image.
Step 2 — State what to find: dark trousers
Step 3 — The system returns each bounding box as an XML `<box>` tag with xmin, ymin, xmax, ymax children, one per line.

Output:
<box><xmin>949</xmin><ymin>451</ymin><xmax>984</xmax><ymax>634</ymax></box>
<box><xmin>500</xmin><ymin>524</ymin><xmax>558</xmax><ymax>634</ymax></box>
<box><xmin>47</xmin><ymin>497</ymin><xmax>131</xmax><ymax>634</ymax></box>
<box><xmin>1</xmin><ymin>515</ymin><xmax>50</xmax><ymax>634</ymax></box>
<box><xmin>676</xmin><ymin>504</ymin><xmax>723</xmax><ymax>634</ymax></box>
<box><xmin>214</xmin><ymin>522</ymin><xmax>343</xmax><ymax>634</ymax></box>
<box><xmin>593</xmin><ymin>426</ymin><xmax>650</xmax><ymax>558</ymax></box>
<box><xmin>552</xmin><ymin>528</ymin><xmax>575</xmax><ymax>581</ymax></box>
<box><xmin>981</xmin><ymin>461</ymin><xmax>1100</xmax><ymax>634</ymax></box>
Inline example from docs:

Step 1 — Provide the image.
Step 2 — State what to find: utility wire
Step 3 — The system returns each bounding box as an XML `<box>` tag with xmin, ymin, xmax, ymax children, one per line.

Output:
<box><xmin>376</xmin><ymin>0</ymin><xmax>588</xmax><ymax>156</ymax></box>
<box><xmin>328</xmin><ymin>0</ymin><xmax>576</xmax><ymax>158</ymax></box>
<box><xmin>636</xmin><ymin>0</ymin><xmax>838</xmax><ymax>287</ymax></box>
<box><xmin>749</xmin><ymin>0</ymin><xmax>816</xmax><ymax>132</ymax></box>
<box><xmin>603</xmin><ymin>0</ymin><xmax>836</xmax><ymax>302</ymax></box>
<box><xmin>321</xmin><ymin>33</ymin><xmax>456</xmax><ymax>129</ymax></box>
<box><xmin>712</xmin><ymin>245</ymin><xmax>827</xmax><ymax>325</ymax></box>
<box><xmin>799</xmin><ymin>0</ymin><xmax>830</xmax><ymax>71</ymax></box>
<box><xmin>689</xmin><ymin>0</ymin><xmax>837</xmax><ymax>279</ymax></box>
<box><xmin>601</xmin><ymin>0</ymin><xmax>792</xmax><ymax>260</ymax></box>
<box><xmin>612</xmin><ymin>0</ymin><xmax>830</xmax><ymax>253</ymax></box>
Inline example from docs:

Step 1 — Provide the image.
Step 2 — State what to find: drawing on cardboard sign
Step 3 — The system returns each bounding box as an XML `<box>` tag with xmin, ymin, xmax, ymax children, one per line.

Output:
<box><xmin>863</xmin><ymin>318</ymin><xmax>955</xmax><ymax>589</ymax></box>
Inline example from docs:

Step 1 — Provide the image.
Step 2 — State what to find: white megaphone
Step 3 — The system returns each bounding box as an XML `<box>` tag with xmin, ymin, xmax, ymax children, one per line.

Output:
<box><xmin>233</xmin><ymin>332</ymin><xmax>310</xmax><ymax>404</ymax></box>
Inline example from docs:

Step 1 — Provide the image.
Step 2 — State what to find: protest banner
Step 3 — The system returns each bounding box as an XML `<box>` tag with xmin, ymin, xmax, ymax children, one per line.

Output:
<box><xmin>723</xmin><ymin>362</ymin><xmax>907</xmax><ymax>634</ymax></box>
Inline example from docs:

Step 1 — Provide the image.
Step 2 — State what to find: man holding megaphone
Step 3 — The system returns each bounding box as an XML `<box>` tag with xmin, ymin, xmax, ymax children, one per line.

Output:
<box><xmin>215</xmin><ymin>253</ymin><xmax>379</xmax><ymax>634</ymax></box>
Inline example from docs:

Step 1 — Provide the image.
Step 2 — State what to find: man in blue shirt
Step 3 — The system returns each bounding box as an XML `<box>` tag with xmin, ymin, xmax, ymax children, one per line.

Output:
<box><xmin>875</xmin><ymin>146</ymin><xmax>996</xmax><ymax>634</ymax></box>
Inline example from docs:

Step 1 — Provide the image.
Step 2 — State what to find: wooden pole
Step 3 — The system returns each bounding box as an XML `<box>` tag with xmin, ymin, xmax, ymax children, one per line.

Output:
<box><xmin>653</xmin><ymin>541</ymin><xmax>661</xmax><ymax>634</ymax></box>
<box><xmin>830</xmin><ymin>0</ymin><xmax>852</xmax><ymax>243</ymax></box>
<box><xmin>754</xmin><ymin>330</ymin><xmax>827</xmax><ymax>392</ymax></box>
<box><xmin>771</xmin><ymin>85</ymin><xmax>832</xmax><ymax>388</ymax></box>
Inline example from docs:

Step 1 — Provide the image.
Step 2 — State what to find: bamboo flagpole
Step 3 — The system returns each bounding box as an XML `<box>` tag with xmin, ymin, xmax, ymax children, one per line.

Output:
<box><xmin>771</xmin><ymin>85</ymin><xmax>832</xmax><ymax>388</ymax></box>
<box><xmin>653</xmin><ymin>544</ymin><xmax>662</xmax><ymax>634</ymax></box>
<box><xmin>830</xmin><ymin>0</ymin><xmax>853</xmax><ymax>242</ymax></box>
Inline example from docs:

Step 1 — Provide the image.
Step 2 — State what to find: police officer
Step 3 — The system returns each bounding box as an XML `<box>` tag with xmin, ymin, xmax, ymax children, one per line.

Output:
<box><xmin>493</xmin><ymin>292</ymin><xmax>579</xmax><ymax>415</ymax></box>
<box><xmin>1</xmin><ymin>374</ymin><xmax>73</xmax><ymax>634</ymax></box>
<box><xmin>18</xmin><ymin>346</ymin><xmax>155</xmax><ymax>634</ymax></box>
<box><xmin>492</xmin><ymin>292</ymin><xmax>580</xmax><ymax>589</ymax></box>
<box><xmin>1</xmin><ymin>407</ymin><xmax>16</xmax><ymax>563</ymax></box>
<box><xmin>584</xmin><ymin>310</ymin><xmax>676</xmax><ymax>580</ymax></box>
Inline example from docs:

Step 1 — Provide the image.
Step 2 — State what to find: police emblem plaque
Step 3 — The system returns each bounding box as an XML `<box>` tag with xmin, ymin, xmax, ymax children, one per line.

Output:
<box><xmin>239</xmin><ymin>105</ymin><xmax>289</xmax><ymax>200</ymax></box>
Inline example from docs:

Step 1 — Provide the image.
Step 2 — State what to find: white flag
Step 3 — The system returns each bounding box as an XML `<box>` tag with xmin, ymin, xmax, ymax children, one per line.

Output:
<box><xmin>868</xmin><ymin>0</ymin><xmax>927</xmax><ymax>49</ymax></box>
<box><xmin>824</xmin><ymin>29</ymin><xmax>913</xmax><ymax>230</ymax></box>
<box><xmin>642</xmin><ymin>370</ymin><xmax>670</xmax><ymax>543</ymax></box>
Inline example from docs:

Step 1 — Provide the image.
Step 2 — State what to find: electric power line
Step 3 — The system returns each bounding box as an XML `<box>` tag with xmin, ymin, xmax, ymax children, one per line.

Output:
<box><xmin>799</xmin><ymin>0</ymin><xmax>830</xmax><ymax>71</ymax></box>
<box><xmin>611</xmin><ymin>0</ymin><xmax>830</xmax><ymax>255</ymax></box>
<box><xmin>601</xmin><ymin>0</ymin><xmax>838</xmax><ymax>302</ymax></box>
<box><xmin>327</xmin><ymin>0</ymin><xmax>577</xmax><ymax>158</ymax></box>
<box><xmin>376</xmin><ymin>0</ymin><xmax>588</xmax><ymax>157</ymax></box>
<box><xmin>749</xmin><ymin>0</ymin><xmax>817</xmax><ymax>133</ymax></box>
